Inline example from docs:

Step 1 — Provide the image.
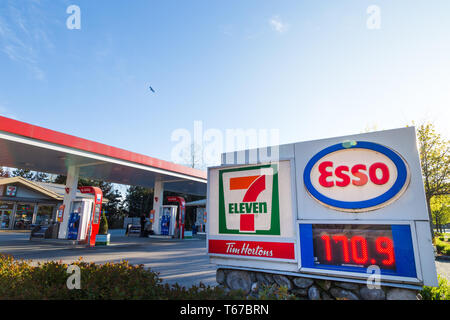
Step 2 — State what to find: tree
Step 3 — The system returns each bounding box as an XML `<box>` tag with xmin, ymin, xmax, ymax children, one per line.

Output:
<box><xmin>0</xmin><ymin>167</ymin><xmax>10</xmax><ymax>177</ymax></box>
<box><xmin>11</xmin><ymin>168</ymin><xmax>34</xmax><ymax>179</ymax></box>
<box><xmin>124</xmin><ymin>186</ymin><xmax>153</xmax><ymax>217</ymax></box>
<box><xmin>33</xmin><ymin>172</ymin><xmax>50</xmax><ymax>182</ymax></box>
<box><xmin>9</xmin><ymin>168</ymin><xmax>50</xmax><ymax>182</ymax></box>
<box><xmin>53</xmin><ymin>174</ymin><xmax>67</xmax><ymax>184</ymax></box>
<box><xmin>417</xmin><ymin>123</ymin><xmax>450</xmax><ymax>235</ymax></box>
<box><xmin>430</xmin><ymin>196</ymin><xmax>450</xmax><ymax>234</ymax></box>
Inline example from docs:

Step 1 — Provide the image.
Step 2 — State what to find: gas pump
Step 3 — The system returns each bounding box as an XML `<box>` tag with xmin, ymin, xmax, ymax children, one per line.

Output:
<box><xmin>167</xmin><ymin>196</ymin><xmax>185</xmax><ymax>239</ymax></box>
<box><xmin>160</xmin><ymin>210</ymin><xmax>169</xmax><ymax>235</ymax></box>
<box><xmin>67</xmin><ymin>210</ymin><xmax>80</xmax><ymax>240</ymax></box>
<box><xmin>65</xmin><ymin>199</ymin><xmax>92</xmax><ymax>242</ymax></box>
<box><xmin>77</xmin><ymin>186</ymin><xmax>103</xmax><ymax>247</ymax></box>
<box><xmin>160</xmin><ymin>205</ymin><xmax>177</xmax><ymax>236</ymax></box>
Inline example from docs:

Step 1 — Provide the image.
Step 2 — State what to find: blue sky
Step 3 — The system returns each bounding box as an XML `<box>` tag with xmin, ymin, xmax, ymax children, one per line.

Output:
<box><xmin>1</xmin><ymin>0</ymin><xmax>449</xmax><ymax>168</ymax></box>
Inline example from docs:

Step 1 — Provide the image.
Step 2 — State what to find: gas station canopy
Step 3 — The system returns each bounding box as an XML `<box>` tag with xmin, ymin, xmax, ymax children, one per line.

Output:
<box><xmin>0</xmin><ymin>116</ymin><xmax>206</xmax><ymax>196</ymax></box>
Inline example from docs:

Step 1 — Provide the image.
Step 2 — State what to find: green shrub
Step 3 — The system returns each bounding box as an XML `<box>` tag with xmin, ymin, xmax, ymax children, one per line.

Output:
<box><xmin>253</xmin><ymin>283</ymin><xmax>297</xmax><ymax>300</ymax></box>
<box><xmin>435</xmin><ymin>238</ymin><xmax>450</xmax><ymax>256</ymax></box>
<box><xmin>98</xmin><ymin>211</ymin><xmax>109</xmax><ymax>235</ymax></box>
<box><xmin>421</xmin><ymin>275</ymin><xmax>450</xmax><ymax>300</ymax></box>
<box><xmin>0</xmin><ymin>254</ymin><xmax>245</xmax><ymax>300</ymax></box>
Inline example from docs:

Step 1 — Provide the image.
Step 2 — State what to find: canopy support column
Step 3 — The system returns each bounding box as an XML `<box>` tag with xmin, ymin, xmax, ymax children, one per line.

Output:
<box><xmin>58</xmin><ymin>165</ymin><xmax>79</xmax><ymax>239</ymax></box>
<box><xmin>152</xmin><ymin>178</ymin><xmax>164</xmax><ymax>235</ymax></box>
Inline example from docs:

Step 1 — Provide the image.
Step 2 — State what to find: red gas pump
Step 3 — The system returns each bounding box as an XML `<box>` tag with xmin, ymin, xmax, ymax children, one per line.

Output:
<box><xmin>78</xmin><ymin>186</ymin><xmax>103</xmax><ymax>247</ymax></box>
<box><xmin>167</xmin><ymin>196</ymin><xmax>185</xmax><ymax>239</ymax></box>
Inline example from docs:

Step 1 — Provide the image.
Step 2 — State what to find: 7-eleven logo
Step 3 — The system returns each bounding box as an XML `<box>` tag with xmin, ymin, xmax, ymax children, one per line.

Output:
<box><xmin>219</xmin><ymin>164</ymin><xmax>280</xmax><ymax>235</ymax></box>
<box><xmin>229</xmin><ymin>174</ymin><xmax>266</xmax><ymax>232</ymax></box>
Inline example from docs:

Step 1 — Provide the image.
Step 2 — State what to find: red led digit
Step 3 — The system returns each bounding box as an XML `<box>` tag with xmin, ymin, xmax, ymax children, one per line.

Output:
<box><xmin>376</xmin><ymin>237</ymin><xmax>395</xmax><ymax>265</ymax></box>
<box><xmin>321</xmin><ymin>234</ymin><xmax>332</xmax><ymax>261</ymax></box>
<box><xmin>332</xmin><ymin>235</ymin><xmax>350</xmax><ymax>262</ymax></box>
<box><xmin>350</xmin><ymin>236</ymin><xmax>368</xmax><ymax>264</ymax></box>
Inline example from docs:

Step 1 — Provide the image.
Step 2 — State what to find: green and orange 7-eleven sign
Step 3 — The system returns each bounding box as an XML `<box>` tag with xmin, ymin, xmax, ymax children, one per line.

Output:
<box><xmin>218</xmin><ymin>164</ymin><xmax>280</xmax><ymax>235</ymax></box>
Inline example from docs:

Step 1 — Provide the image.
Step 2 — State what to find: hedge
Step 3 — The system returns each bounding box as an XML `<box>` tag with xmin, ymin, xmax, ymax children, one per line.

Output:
<box><xmin>435</xmin><ymin>238</ymin><xmax>450</xmax><ymax>256</ymax></box>
<box><xmin>2</xmin><ymin>254</ymin><xmax>448</xmax><ymax>300</ymax></box>
<box><xmin>0</xmin><ymin>254</ymin><xmax>245</xmax><ymax>300</ymax></box>
<box><xmin>421</xmin><ymin>275</ymin><xmax>450</xmax><ymax>300</ymax></box>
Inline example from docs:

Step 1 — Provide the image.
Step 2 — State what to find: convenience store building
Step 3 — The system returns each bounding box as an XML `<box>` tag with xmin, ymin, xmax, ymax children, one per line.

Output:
<box><xmin>0</xmin><ymin>176</ymin><xmax>107</xmax><ymax>230</ymax></box>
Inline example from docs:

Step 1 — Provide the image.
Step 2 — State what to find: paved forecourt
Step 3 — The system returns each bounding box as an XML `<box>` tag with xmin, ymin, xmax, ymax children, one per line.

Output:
<box><xmin>0</xmin><ymin>230</ymin><xmax>217</xmax><ymax>288</ymax></box>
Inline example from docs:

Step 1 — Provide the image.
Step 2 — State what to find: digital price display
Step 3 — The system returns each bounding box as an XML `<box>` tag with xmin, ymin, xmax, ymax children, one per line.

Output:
<box><xmin>312</xmin><ymin>224</ymin><xmax>396</xmax><ymax>270</ymax></box>
<box><xmin>299</xmin><ymin>223</ymin><xmax>417</xmax><ymax>278</ymax></box>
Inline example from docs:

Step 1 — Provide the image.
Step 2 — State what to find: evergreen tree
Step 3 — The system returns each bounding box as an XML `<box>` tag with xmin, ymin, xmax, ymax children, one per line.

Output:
<box><xmin>33</xmin><ymin>172</ymin><xmax>50</xmax><ymax>182</ymax></box>
<box><xmin>11</xmin><ymin>168</ymin><xmax>34</xmax><ymax>180</ymax></box>
<box><xmin>0</xmin><ymin>167</ymin><xmax>10</xmax><ymax>177</ymax></box>
<box><xmin>124</xmin><ymin>186</ymin><xmax>153</xmax><ymax>217</ymax></box>
<box><xmin>53</xmin><ymin>175</ymin><xmax>67</xmax><ymax>184</ymax></box>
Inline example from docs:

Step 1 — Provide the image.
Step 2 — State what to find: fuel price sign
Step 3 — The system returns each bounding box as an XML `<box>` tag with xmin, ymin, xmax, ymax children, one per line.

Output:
<box><xmin>299</xmin><ymin>223</ymin><xmax>417</xmax><ymax>278</ymax></box>
<box><xmin>295</xmin><ymin>128</ymin><xmax>437</xmax><ymax>286</ymax></box>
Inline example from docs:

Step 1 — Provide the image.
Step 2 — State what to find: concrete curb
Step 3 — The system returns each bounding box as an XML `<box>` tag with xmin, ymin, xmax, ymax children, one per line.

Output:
<box><xmin>436</xmin><ymin>255</ymin><xmax>450</xmax><ymax>262</ymax></box>
<box><xmin>29</xmin><ymin>237</ymin><xmax>86</xmax><ymax>248</ymax></box>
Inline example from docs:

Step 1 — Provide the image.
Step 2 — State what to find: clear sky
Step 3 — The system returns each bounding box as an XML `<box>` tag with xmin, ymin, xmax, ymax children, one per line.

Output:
<box><xmin>1</xmin><ymin>0</ymin><xmax>449</xmax><ymax>168</ymax></box>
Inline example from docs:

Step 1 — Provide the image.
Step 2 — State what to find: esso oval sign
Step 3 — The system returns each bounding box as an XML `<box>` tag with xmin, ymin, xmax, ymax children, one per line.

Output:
<box><xmin>303</xmin><ymin>141</ymin><xmax>410</xmax><ymax>212</ymax></box>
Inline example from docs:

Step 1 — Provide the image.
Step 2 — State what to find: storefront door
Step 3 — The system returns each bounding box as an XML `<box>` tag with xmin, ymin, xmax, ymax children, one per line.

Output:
<box><xmin>0</xmin><ymin>202</ymin><xmax>14</xmax><ymax>229</ymax></box>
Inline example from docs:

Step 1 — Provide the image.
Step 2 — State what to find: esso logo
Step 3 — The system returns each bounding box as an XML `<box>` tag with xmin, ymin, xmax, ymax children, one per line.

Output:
<box><xmin>303</xmin><ymin>141</ymin><xmax>410</xmax><ymax>212</ymax></box>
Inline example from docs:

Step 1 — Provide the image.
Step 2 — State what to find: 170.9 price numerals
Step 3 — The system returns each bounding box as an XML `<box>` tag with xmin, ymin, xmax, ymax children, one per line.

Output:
<box><xmin>319</xmin><ymin>234</ymin><xmax>395</xmax><ymax>267</ymax></box>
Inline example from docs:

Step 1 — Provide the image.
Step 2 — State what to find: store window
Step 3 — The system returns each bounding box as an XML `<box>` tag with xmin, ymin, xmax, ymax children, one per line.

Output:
<box><xmin>0</xmin><ymin>202</ymin><xmax>14</xmax><ymax>229</ymax></box>
<box><xmin>14</xmin><ymin>203</ymin><xmax>35</xmax><ymax>230</ymax></box>
<box><xmin>35</xmin><ymin>205</ymin><xmax>54</xmax><ymax>226</ymax></box>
